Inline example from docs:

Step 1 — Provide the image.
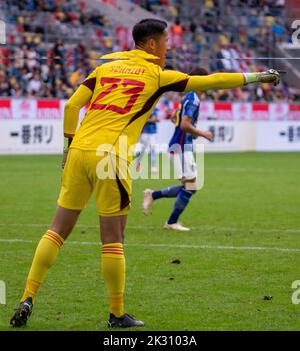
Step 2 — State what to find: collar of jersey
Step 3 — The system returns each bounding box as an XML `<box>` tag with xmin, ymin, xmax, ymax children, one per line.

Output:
<box><xmin>99</xmin><ymin>49</ymin><xmax>159</xmax><ymax>61</ymax></box>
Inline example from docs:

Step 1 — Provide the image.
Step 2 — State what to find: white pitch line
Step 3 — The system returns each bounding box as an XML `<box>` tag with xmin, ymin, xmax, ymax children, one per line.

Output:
<box><xmin>0</xmin><ymin>238</ymin><xmax>299</xmax><ymax>253</ymax></box>
<box><xmin>0</xmin><ymin>223</ymin><xmax>300</xmax><ymax>234</ymax></box>
<box><xmin>206</xmin><ymin>167</ymin><xmax>300</xmax><ymax>173</ymax></box>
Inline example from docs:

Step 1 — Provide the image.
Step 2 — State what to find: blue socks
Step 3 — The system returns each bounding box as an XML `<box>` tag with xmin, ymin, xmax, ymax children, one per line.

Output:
<box><xmin>152</xmin><ymin>185</ymin><xmax>183</xmax><ymax>200</ymax></box>
<box><xmin>167</xmin><ymin>188</ymin><xmax>193</xmax><ymax>224</ymax></box>
<box><xmin>152</xmin><ymin>186</ymin><xmax>194</xmax><ymax>224</ymax></box>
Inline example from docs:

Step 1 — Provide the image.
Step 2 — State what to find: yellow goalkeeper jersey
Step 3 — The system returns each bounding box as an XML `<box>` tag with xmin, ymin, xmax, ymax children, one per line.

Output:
<box><xmin>65</xmin><ymin>49</ymin><xmax>245</xmax><ymax>157</ymax></box>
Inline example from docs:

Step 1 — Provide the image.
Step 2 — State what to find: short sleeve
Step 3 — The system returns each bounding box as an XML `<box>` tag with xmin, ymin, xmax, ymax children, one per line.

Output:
<box><xmin>81</xmin><ymin>67</ymin><xmax>99</xmax><ymax>92</ymax></box>
<box><xmin>183</xmin><ymin>101</ymin><xmax>198</xmax><ymax>118</ymax></box>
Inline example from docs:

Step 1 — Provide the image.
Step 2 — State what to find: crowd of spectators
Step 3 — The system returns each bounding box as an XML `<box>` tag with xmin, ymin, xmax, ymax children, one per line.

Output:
<box><xmin>0</xmin><ymin>40</ymin><xmax>94</xmax><ymax>98</ymax></box>
<box><xmin>132</xmin><ymin>0</ymin><xmax>294</xmax><ymax>101</ymax></box>
<box><xmin>0</xmin><ymin>0</ymin><xmax>296</xmax><ymax>101</ymax></box>
<box><xmin>0</xmin><ymin>0</ymin><xmax>121</xmax><ymax>98</ymax></box>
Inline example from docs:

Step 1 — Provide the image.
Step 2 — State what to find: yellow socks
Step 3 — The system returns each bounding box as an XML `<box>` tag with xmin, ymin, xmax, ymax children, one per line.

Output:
<box><xmin>21</xmin><ymin>232</ymin><xmax>125</xmax><ymax>318</ymax></box>
<box><xmin>20</xmin><ymin>230</ymin><xmax>64</xmax><ymax>303</ymax></box>
<box><xmin>101</xmin><ymin>243</ymin><xmax>125</xmax><ymax>317</ymax></box>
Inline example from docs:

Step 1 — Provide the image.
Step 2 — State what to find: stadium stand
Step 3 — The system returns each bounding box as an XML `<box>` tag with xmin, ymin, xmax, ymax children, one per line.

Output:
<box><xmin>0</xmin><ymin>0</ymin><xmax>296</xmax><ymax>101</ymax></box>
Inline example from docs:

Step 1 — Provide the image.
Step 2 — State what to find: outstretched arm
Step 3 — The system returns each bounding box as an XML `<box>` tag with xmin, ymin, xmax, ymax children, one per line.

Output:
<box><xmin>185</xmin><ymin>73</ymin><xmax>245</xmax><ymax>92</ymax></box>
<box><xmin>185</xmin><ymin>70</ymin><xmax>280</xmax><ymax>92</ymax></box>
<box><xmin>159</xmin><ymin>69</ymin><xmax>280</xmax><ymax>93</ymax></box>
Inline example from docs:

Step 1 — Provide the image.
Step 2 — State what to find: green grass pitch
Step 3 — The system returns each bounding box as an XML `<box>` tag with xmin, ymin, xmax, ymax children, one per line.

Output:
<box><xmin>0</xmin><ymin>152</ymin><xmax>300</xmax><ymax>331</ymax></box>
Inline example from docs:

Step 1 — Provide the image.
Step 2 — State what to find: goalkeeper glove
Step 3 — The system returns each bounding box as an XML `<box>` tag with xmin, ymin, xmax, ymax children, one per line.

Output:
<box><xmin>243</xmin><ymin>69</ymin><xmax>280</xmax><ymax>86</ymax></box>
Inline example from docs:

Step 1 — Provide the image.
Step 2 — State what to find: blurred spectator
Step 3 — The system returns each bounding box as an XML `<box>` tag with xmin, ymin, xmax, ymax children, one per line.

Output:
<box><xmin>170</xmin><ymin>18</ymin><xmax>183</xmax><ymax>49</ymax></box>
<box><xmin>27</xmin><ymin>72</ymin><xmax>42</xmax><ymax>95</ymax></box>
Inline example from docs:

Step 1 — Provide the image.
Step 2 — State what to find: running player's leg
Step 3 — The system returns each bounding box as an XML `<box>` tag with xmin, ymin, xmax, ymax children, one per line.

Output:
<box><xmin>152</xmin><ymin>184</ymin><xmax>182</xmax><ymax>200</ymax></box>
<box><xmin>165</xmin><ymin>151</ymin><xmax>197</xmax><ymax>231</ymax></box>
<box><xmin>135</xmin><ymin>133</ymin><xmax>149</xmax><ymax>171</ymax></box>
<box><xmin>164</xmin><ymin>179</ymin><xmax>195</xmax><ymax>231</ymax></box>
<box><xmin>143</xmin><ymin>152</ymin><xmax>182</xmax><ymax>215</ymax></box>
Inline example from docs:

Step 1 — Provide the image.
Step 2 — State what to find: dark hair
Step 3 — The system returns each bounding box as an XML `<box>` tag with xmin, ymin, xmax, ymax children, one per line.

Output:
<box><xmin>132</xmin><ymin>18</ymin><xmax>168</xmax><ymax>46</ymax></box>
<box><xmin>189</xmin><ymin>68</ymin><xmax>209</xmax><ymax>76</ymax></box>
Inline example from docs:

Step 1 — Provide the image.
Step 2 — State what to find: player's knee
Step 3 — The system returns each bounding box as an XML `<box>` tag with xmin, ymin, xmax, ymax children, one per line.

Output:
<box><xmin>183</xmin><ymin>187</ymin><xmax>197</xmax><ymax>194</ymax></box>
<box><xmin>50</xmin><ymin>206</ymin><xmax>81</xmax><ymax>239</ymax></box>
<box><xmin>100</xmin><ymin>215</ymin><xmax>126</xmax><ymax>244</ymax></box>
<box><xmin>183</xmin><ymin>179</ymin><xmax>197</xmax><ymax>192</ymax></box>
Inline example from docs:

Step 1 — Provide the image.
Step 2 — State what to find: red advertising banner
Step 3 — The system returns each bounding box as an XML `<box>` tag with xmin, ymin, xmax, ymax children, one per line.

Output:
<box><xmin>0</xmin><ymin>99</ymin><xmax>12</xmax><ymax>119</ymax></box>
<box><xmin>251</xmin><ymin>103</ymin><xmax>269</xmax><ymax>120</ymax></box>
<box><xmin>37</xmin><ymin>100</ymin><xmax>61</xmax><ymax>119</ymax></box>
<box><xmin>214</xmin><ymin>103</ymin><xmax>233</xmax><ymax>120</ymax></box>
<box><xmin>0</xmin><ymin>99</ymin><xmax>300</xmax><ymax>121</ymax></box>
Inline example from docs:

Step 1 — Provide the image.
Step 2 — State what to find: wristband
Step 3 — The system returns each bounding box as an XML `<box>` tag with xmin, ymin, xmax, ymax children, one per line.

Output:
<box><xmin>64</xmin><ymin>137</ymin><xmax>73</xmax><ymax>151</ymax></box>
<box><xmin>243</xmin><ymin>72</ymin><xmax>260</xmax><ymax>84</ymax></box>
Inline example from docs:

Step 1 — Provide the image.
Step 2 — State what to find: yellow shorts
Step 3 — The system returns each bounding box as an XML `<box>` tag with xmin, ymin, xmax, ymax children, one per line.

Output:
<box><xmin>57</xmin><ymin>148</ymin><xmax>131</xmax><ymax>216</ymax></box>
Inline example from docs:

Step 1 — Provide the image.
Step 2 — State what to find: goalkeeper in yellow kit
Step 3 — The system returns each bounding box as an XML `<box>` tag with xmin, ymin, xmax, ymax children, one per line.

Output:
<box><xmin>10</xmin><ymin>18</ymin><xmax>280</xmax><ymax>328</ymax></box>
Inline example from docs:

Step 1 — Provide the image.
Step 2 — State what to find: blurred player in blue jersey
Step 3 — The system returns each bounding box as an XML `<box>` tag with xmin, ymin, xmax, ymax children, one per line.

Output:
<box><xmin>142</xmin><ymin>68</ymin><xmax>213</xmax><ymax>231</ymax></box>
<box><xmin>135</xmin><ymin>107</ymin><xmax>159</xmax><ymax>173</ymax></box>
